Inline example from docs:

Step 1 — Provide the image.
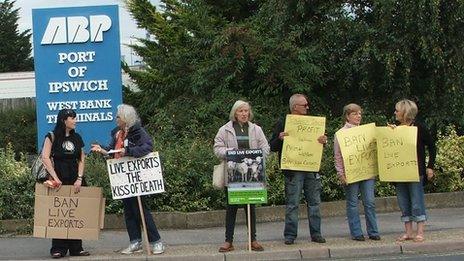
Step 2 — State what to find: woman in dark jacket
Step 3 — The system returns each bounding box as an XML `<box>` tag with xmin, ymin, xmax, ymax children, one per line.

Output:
<box><xmin>393</xmin><ymin>99</ymin><xmax>436</xmax><ymax>243</ymax></box>
<box><xmin>41</xmin><ymin>108</ymin><xmax>90</xmax><ymax>258</ymax></box>
<box><xmin>91</xmin><ymin>104</ymin><xmax>164</xmax><ymax>255</ymax></box>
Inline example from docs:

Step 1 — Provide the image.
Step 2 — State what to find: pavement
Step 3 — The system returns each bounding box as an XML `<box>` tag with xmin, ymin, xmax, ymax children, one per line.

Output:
<box><xmin>1</xmin><ymin>207</ymin><xmax>464</xmax><ymax>260</ymax></box>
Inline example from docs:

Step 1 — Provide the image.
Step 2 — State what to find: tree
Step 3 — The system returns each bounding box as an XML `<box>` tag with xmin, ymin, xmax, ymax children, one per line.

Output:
<box><xmin>121</xmin><ymin>0</ymin><xmax>464</xmax><ymax>210</ymax></box>
<box><xmin>0</xmin><ymin>0</ymin><xmax>33</xmax><ymax>72</ymax></box>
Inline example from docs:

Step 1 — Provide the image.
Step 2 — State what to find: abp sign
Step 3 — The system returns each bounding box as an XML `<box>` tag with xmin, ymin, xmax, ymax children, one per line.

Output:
<box><xmin>33</xmin><ymin>5</ymin><xmax>123</xmax><ymax>152</ymax></box>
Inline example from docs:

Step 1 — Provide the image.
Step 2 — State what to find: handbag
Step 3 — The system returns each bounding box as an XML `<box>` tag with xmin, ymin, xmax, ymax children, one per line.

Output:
<box><xmin>213</xmin><ymin>161</ymin><xmax>226</xmax><ymax>189</ymax></box>
<box><xmin>31</xmin><ymin>132</ymin><xmax>54</xmax><ymax>182</ymax></box>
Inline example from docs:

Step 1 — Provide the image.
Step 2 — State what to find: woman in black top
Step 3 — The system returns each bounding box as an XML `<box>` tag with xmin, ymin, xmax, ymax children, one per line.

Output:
<box><xmin>41</xmin><ymin>109</ymin><xmax>89</xmax><ymax>258</ymax></box>
<box><xmin>393</xmin><ymin>99</ymin><xmax>436</xmax><ymax>243</ymax></box>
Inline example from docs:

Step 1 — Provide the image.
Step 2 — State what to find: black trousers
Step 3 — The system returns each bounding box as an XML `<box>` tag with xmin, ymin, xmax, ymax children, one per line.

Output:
<box><xmin>50</xmin><ymin>239</ymin><xmax>83</xmax><ymax>256</ymax></box>
<box><xmin>50</xmin><ymin>177</ymin><xmax>86</xmax><ymax>256</ymax></box>
<box><xmin>224</xmin><ymin>189</ymin><xmax>257</xmax><ymax>243</ymax></box>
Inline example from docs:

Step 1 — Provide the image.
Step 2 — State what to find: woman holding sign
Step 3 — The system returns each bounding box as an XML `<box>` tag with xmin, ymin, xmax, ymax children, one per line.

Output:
<box><xmin>393</xmin><ymin>99</ymin><xmax>436</xmax><ymax>243</ymax></box>
<box><xmin>91</xmin><ymin>104</ymin><xmax>164</xmax><ymax>254</ymax></box>
<box><xmin>213</xmin><ymin>100</ymin><xmax>270</xmax><ymax>252</ymax></box>
<box><xmin>41</xmin><ymin>109</ymin><xmax>90</xmax><ymax>258</ymax></box>
<box><xmin>334</xmin><ymin>104</ymin><xmax>381</xmax><ymax>242</ymax></box>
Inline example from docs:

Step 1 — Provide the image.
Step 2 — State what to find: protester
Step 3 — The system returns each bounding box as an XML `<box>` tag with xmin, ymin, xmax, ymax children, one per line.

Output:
<box><xmin>269</xmin><ymin>94</ymin><xmax>327</xmax><ymax>245</ymax></box>
<box><xmin>91</xmin><ymin>104</ymin><xmax>164</xmax><ymax>254</ymax></box>
<box><xmin>333</xmin><ymin>103</ymin><xmax>380</xmax><ymax>241</ymax></box>
<box><xmin>213</xmin><ymin>100</ymin><xmax>270</xmax><ymax>252</ymax></box>
<box><xmin>41</xmin><ymin>108</ymin><xmax>89</xmax><ymax>258</ymax></box>
<box><xmin>392</xmin><ymin>99</ymin><xmax>436</xmax><ymax>243</ymax></box>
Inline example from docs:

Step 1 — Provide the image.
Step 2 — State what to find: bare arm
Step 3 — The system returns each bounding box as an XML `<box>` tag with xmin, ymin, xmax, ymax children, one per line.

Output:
<box><xmin>74</xmin><ymin>150</ymin><xmax>85</xmax><ymax>193</ymax></box>
<box><xmin>41</xmin><ymin>137</ymin><xmax>62</xmax><ymax>187</ymax></box>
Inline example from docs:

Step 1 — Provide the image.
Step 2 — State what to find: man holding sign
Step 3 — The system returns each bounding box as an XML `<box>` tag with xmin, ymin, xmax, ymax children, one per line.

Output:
<box><xmin>91</xmin><ymin>104</ymin><xmax>165</xmax><ymax>255</ymax></box>
<box><xmin>270</xmin><ymin>94</ymin><xmax>327</xmax><ymax>245</ymax></box>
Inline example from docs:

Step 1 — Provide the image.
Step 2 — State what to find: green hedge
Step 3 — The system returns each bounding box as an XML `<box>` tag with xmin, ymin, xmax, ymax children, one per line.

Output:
<box><xmin>1</xmin><ymin>107</ymin><xmax>462</xmax><ymax>219</ymax></box>
<box><xmin>0</xmin><ymin>106</ymin><xmax>37</xmax><ymax>155</ymax></box>
<box><xmin>0</xmin><ymin>145</ymin><xmax>35</xmax><ymax>220</ymax></box>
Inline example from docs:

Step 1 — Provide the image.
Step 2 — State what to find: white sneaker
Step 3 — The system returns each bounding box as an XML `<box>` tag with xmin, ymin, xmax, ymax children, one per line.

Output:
<box><xmin>121</xmin><ymin>241</ymin><xmax>142</xmax><ymax>254</ymax></box>
<box><xmin>151</xmin><ymin>241</ymin><xmax>165</xmax><ymax>255</ymax></box>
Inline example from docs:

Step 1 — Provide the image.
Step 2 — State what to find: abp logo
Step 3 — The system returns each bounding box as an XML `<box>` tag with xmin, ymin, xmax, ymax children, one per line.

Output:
<box><xmin>41</xmin><ymin>15</ymin><xmax>112</xmax><ymax>45</ymax></box>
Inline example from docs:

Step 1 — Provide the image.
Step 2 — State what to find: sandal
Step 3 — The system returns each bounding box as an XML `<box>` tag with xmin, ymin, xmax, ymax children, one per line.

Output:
<box><xmin>413</xmin><ymin>235</ymin><xmax>425</xmax><ymax>243</ymax></box>
<box><xmin>396</xmin><ymin>234</ymin><xmax>413</xmax><ymax>242</ymax></box>
<box><xmin>51</xmin><ymin>252</ymin><xmax>63</xmax><ymax>259</ymax></box>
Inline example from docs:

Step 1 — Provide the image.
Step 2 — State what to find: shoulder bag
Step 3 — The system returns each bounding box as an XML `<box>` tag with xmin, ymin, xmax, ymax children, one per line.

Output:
<box><xmin>31</xmin><ymin>132</ymin><xmax>54</xmax><ymax>182</ymax></box>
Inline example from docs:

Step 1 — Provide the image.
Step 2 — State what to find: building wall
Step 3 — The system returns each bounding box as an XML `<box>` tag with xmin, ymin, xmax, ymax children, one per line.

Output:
<box><xmin>0</xmin><ymin>70</ymin><xmax>138</xmax><ymax>111</ymax></box>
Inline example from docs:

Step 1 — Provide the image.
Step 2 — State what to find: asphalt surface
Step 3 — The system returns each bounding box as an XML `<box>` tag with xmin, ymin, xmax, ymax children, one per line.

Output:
<box><xmin>1</xmin><ymin>207</ymin><xmax>464</xmax><ymax>260</ymax></box>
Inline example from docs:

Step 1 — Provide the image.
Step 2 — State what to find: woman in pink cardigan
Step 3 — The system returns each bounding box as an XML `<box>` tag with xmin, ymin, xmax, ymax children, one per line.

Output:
<box><xmin>213</xmin><ymin>100</ymin><xmax>269</xmax><ymax>252</ymax></box>
<box><xmin>333</xmin><ymin>103</ymin><xmax>380</xmax><ymax>241</ymax></box>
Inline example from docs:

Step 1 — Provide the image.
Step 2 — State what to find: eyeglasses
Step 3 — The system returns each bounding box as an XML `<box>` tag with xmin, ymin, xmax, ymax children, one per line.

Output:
<box><xmin>349</xmin><ymin>111</ymin><xmax>362</xmax><ymax>116</ymax></box>
<box><xmin>296</xmin><ymin>103</ymin><xmax>309</xmax><ymax>108</ymax></box>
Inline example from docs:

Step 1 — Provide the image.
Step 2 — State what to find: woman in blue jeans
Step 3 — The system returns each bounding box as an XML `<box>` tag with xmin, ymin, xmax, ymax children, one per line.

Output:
<box><xmin>393</xmin><ymin>99</ymin><xmax>436</xmax><ymax>243</ymax></box>
<box><xmin>334</xmin><ymin>103</ymin><xmax>380</xmax><ymax>241</ymax></box>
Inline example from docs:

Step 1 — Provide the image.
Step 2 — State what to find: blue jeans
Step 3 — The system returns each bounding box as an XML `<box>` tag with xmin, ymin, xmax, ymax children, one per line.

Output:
<box><xmin>345</xmin><ymin>178</ymin><xmax>379</xmax><ymax>238</ymax></box>
<box><xmin>284</xmin><ymin>172</ymin><xmax>322</xmax><ymax>240</ymax></box>
<box><xmin>123</xmin><ymin>196</ymin><xmax>161</xmax><ymax>243</ymax></box>
<box><xmin>395</xmin><ymin>177</ymin><xmax>427</xmax><ymax>222</ymax></box>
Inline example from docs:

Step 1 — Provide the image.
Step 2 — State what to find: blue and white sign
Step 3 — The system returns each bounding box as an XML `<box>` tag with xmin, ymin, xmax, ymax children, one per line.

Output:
<box><xmin>32</xmin><ymin>5</ymin><xmax>122</xmax><ymax>151</ymax></box>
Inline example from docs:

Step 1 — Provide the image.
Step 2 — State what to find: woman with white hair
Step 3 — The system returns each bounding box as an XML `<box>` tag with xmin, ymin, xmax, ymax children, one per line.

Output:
<box><xmin>91</xmin><ymin>104</ymin><xmax>164</xmax><ymax>255</ymax></box>
<box><xmin>393</xmin><ymin>99</ymin><xmax>436</xmax><ymax>243</ymax></box>
<box><xmin>213</xmin><ymin>100</ymin><xmax>270</xmax><ymax>252</ymax></box>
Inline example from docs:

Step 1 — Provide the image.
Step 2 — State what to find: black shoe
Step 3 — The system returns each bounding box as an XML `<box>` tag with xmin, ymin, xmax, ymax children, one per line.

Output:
<box><xmin>352</xmin><ymin>235</ymin><xmax>365</xmax><ymax>241</ymax></box>
<box><xmin>284</xmin><ymin>238</ymin><xmax>294</xmax><ymax>245</ymax></box>
<box><xmin>369</xmin><ymin>235</ymin><xmax>381</xmax><ymax>241</ymax></box>
<box><xmin>311</xmin><ymin>235</ymin><xmax>326</xmax><ymax>243</ymax></box>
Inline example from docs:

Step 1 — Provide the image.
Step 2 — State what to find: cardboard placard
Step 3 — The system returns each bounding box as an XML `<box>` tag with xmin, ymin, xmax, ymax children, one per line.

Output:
<box><xmin>376</xmin><ymin>126</ymin><xmax>419</xmax><ymax>182</ymax></box>
<box><xmin>281</xmin><ymin>115</ymin><xmax>326</xmax><ymax>172</ymax></box>
<box><xmin>106</xmin><ymin>152</ymin><xmax>165</xmax><ymax>200</ymax></box>
<box><xmin>33</xmin><ymin>184</ymin><xmax>105</xmax><ymax>240</ymax></box>
<box><xmin>335</xmin><ymin>123</ymin><xmax>378</xmax><ymax>184</ymax></box>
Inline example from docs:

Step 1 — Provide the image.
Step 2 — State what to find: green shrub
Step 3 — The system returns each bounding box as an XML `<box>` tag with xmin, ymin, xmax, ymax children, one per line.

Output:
<box><xmin>428</xmin><ymin>126</ymin><xmax>464</xmax><ymax>192</ymax></box>
<box><xmin>0</xmin><ymin>106</ymin><xmax>37</xmax><ymax>155</ymax></box>
<box><xmin>84</xmin><ymin>153</ymin><xmax>124</xmax><ymax>214</ymax></box>
<box><xmin>265</xmin><ymin>154</ymin><xmax>285</xmax><ymax>205</ymax></box>
<box><xmin>150</xmin><ymin>137</ymin><xmax>225</xmax><ymax>212</ymax></box>
<box><xmin>0</xmin><ymin>144</ymin><xmax>35</xmax><ymax>220</ymax></box>
<box><xmin>1</xmin><ymin>117</ymin><xmax>461</xmax><ymax>220</ymax></box>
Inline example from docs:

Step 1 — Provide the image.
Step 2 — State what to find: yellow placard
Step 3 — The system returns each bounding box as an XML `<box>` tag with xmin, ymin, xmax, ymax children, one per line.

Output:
<box><xmin>376</xmin><ymin>126</ymin><xmax>419</xmax><ymax>182</ymax></box>
<box><xmin>335</xmin><ymin>123</ymin><xmax>378</xmax><ymax>184</ymax></box>
<box><xmin>281</xmin><ymin>115</ymin><xmax>326</xmax><ymax>172</ymax></box>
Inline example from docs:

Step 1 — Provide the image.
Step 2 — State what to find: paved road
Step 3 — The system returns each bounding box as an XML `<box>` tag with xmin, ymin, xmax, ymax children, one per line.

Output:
<box><xmin>1</xmin><ymin>207</ymin><xmax>464</xmax><ymax>260</ymax></box>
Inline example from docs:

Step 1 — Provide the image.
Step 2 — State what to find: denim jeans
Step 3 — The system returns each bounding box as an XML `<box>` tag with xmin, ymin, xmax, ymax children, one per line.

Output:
<box><xmin>345</xmin><ymin>178</ymin><xmax>379</xmax><ymax>238</ymax></box>
<box><xmin>123</xmin><ymin>196</ymin><xmax>161</xmax><ymax>243</ymax></box>
<box><xmin>395</xmin><ymin>176</ymin><xmax>427</xmax><ymax>222</ymax></box>
<box><xmin>284</xmin><ymin>171</ymin><xmax>322</xmax><ymax>240</ymax></box>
